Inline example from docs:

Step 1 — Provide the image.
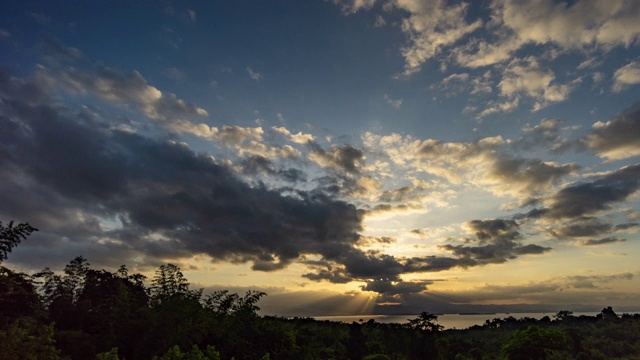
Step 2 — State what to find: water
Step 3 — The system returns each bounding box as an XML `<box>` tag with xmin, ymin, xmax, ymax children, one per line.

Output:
<box><xmin>313</xmin><ymin>312</ymin><xmax>626</xmax><ymax>330</ymax></box>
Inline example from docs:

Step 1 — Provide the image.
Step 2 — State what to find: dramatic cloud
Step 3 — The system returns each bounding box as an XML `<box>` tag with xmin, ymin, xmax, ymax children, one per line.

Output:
<box><xmin>0</xmin><ymin>70</ymin><xmax>367</xmax><ymax>273</ymax></box>
<box><xmin>439</xmin><ymin>219</ymin><xmax>551</xmax><ymax>265</ymax></box>
<box><xmin>585</xmin><ymin>104</ymin><xmax>640</xmax><ymax>160</ymax></box>
<box><xmin>541</xmin><ymin>164</ymin><xmax>640</xmax><ymax>219</ymax></box>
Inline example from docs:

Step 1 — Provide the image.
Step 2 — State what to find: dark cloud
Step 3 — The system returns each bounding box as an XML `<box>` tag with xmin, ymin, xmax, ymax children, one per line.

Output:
<box><xmin>303</xmin><ymin>217</ymin><xmax>552</xmax><ymax>292</ymax></box>
<box><xmin>585</xmin><ymin>103</ymin><xmax>640</xmax><ymax>160</ymax></box>
<box><xmin>378</xmin><ymin>185</ymin><xmax>427</xmax><ymax>202</ymax></box>
<box><xmin>276</xmin><ymin>168</ymin><xmax>307</xmax><ymax>183</ymax></box>
<box><xmin>308</xmin><ymin>143</ymin><xmax>365</xmax><ymax>174</ymax></box>
<box><xmin>514</xmin><ymin>118</ymin><xmax>581</xmax><ymax>153</ymax></box>
<box><xmin>0</xmin><ymin>70</ymin><xmax>364</xmax><ymax>273</ymax></box>
<box><xmin>241</xmin><ymin>155</ymin><xmax>276</xmax><ymax>175</ymax></box>
<box><xmin>568</xmin><ymin>273</ymin><xmax>633</xmax><ymax>289</ymax></box>
<box><xmin>615</xmin><ymin>222</ymin><xmax>639</xmax><ymax>230</ymax></box>
<box><xmin>440</xmin><ymin>219</ymin><xmax>551</xmax><ymax>265</ymax></box>
<box><xmin>361</xmin><ymin>279</ymin><xmax>432</xmax><ymax>296</ymax></box>
<box><xmin>490</xmin><ymin>157</ymin><xmax>579</xmax><ymax>195</ymax></box>
<box><xmin>366</xmin><ymin>203</ymin><xmax>423</xmax><ymax>216</ymax></box>
<box><xmin>549</xmin><ymin>218</ymin><xmax>613</xmax><ymax>238</ymax></box>
<box><xmin>302</xmin><ymin>267</ymin><xmax>352</xmax><ymax>284</ymax></box>
<box><xmin>544</xmin><ymin>164</ymin><xmax>640</xmax><ymax>219</ymax></box>
<box><xmin>0</xmin><ymin>64</ymin><xmax>557</xmax><ymax>298</ymax></box>
<box><xmin>403</xmin><ymin>256</ymin><xmax>476</xmax><ymax>272</ymax></box>
<box><xmin>580</xmin><ymin>237</ymin><xmax>626</xmax><ymax>246</ymax></box>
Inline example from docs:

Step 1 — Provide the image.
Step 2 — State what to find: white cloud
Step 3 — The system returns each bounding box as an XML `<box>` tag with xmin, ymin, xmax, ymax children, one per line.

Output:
<box><xmin>612</xmin><ymin>60</ymin><xmax>640</xmax><ymax>92</ymax></box>
<box><xmin>56</xmin><ymin>66</ymin><xmax>208</xmax><ymax>121</ymax></box>
<box><xmin>437</xmin><ymin>71</ymin><xmax>493</xmax><ymax>97</ymax></box>
<box><xmin>477</xmin><ymin>97</ymin><xmax>520</xmax><ymax>118</ymax></box>
<box><xmin>271</xmin><ymin>126</ymin><xmax>315</xmax><ymax>144</ymax></box>
<box><xmin>187</xmin><ymin>9</ymin><xmax>197</xmax><ymax>23</ymax></box>
<box><xmin>246</xmin><ymin>66</ymin><xmax>263</xmax><ymax>81</ymax></box>
<box><xmin>332</xmin><ymin>0</ymin><xmax>376</xmax><ymax>14</ymax></box>
<box><xmin>495</xmin><ymin>57</ymin><xmax>574</xmax><ymax>112</ymax></box>
<box><xmin>457</xmin><ymin>0</ymin><xmax>640</xmax><ymax>69</ymax></box>
<box><xmin>384</xmin><ymin>94</ymin><xmax>403</xmax><ymax>108</ymax></box>
<box><xmin>392</xmin><ymin>0</ymin><xmax>482</xmax><ymax>75</ymax></box>
<box><xmin>164</xmin><ymin>67</ymin><xmax>185</xmax><ymax>80</ymax></box>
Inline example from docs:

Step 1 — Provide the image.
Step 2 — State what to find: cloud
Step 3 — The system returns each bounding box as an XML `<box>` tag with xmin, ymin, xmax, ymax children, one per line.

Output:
<box><xmin>187</xmin><ymin>9</ymin><xmax>197</xmax><ymax>23</ymax></box>
<box><xmin>246</xmin><ymin>66</ymin><xmax>263</xmax><ymax>81</ymax></box>
<box><xmin>439</xmin><ymin>219</ymin><xmax>551</xmax><ymax>265</ymax></box>
<box><xmin>361</xmin><ymin>278</ymin><xmax>432</xmax><ymax>296</ymax></box>
<box><xmin>164</xmin><ymin>67</ymin><xmax>185</xmax><ymax>80</ymax></box>
<box><xmin>384</xmin><ymin>94</ymin><xmax>403</xmax><ymax>108</ymax></box>
<box><xmin>613</xmin><ymin>60</ymin><xmax>640</xmax><ymax>92</ymax></box>
<box><xmin>482</xmin><ymin>156</ymin><xmax>580</xmax><ymax>201</ymax></box>
<box><xmin>308</xmin><ymin>143</ymin><xmax>365</xmax><ymax>174</ymax></box>
<box><xmin>580</xmin><ymin>237</ymin><xmax>626</xmax><ymax>246</ymax></box>
<box><xmin>538</xmin><ymin>164</ymin><xmax>640</xmax><ymax>220</ymax></box>
<box><xmin>332</xmin><ymin>0</ymin><xmax>376</xmax><ymax>14</ymax></box>
<box><xmin>168</xmin><ymin>122</ymin><xmax>302</xmax><ymax>160</ymax></box>
<box><xmin>55</xmin><ymin>65</ymin><xmax>208</xmax><ymax>121</ymax></box>
<box><xmin>0</xmin><ymin>69</ymin><xmax>369</xmax><ymax>274</ymax></box>
<box><xmin>497</xmin><ymin>57</ymin><xmax>573</xmax><ymax>111</ymax></box>
<box><xmin>436</xmin><ymin>71</ymin><xmax>493</xmax><ymax>98</ymax></box>
<box><xmin>516</xmin><ymin>118</ymin><xmax>577</xmax><ymax>153</ymax></box>
<box><xmin>455</xmin><ymin>0</ymin><xmax>640</xmax><ymax>69</ymax></box>
<box><xmin>477</xmin><ymin>97</ymin><xmax>520</xmax><ymax>118</ymax></box>
<box><xmin>240</xmin><ymin>155</ymin><xmax>307</xmax><ymax>183</ymax></box>
<box><xmin>363</xmin><ymin>130</ymin><xmax>576</xmax><ymax>204</ymax></box>
<box><xmin>271</xmin><ymin>126</ymin><xmax>315</xmax><ymax>144</ymax></box>
<box><xmin>393</xmin><ymin>0</ymin><xmax>482</xmax><ymax>75</ymax></box>
<box><xmin>585</xmin><ymin>103</ymin><xmax>640</xmax><ymax>160</ymax></box>
<box><xmin>567</xmin><ymin>273</ymin><xmax>633</xmax><ymax>289</ymax></box>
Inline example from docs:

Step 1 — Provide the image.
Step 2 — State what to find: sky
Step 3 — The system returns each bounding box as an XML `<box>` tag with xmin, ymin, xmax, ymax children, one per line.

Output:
<box><xmin>1</xmin><ymin>0</ymin><xmax>640</xmax><ymax>317</ymax></box>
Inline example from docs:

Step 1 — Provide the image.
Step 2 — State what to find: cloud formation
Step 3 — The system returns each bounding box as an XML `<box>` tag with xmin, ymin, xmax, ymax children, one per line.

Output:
<box><xmin>585</xmin><ymin>104</ymin><xmax>640</xmax><ymax>160</ymax></box>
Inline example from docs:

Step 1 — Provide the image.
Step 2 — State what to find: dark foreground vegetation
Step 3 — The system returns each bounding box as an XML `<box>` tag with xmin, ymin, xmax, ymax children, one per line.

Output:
<box><xmin>2</xmin><ymin>220</ymin><xmax>640</xmax><ymax>360</ymax></box>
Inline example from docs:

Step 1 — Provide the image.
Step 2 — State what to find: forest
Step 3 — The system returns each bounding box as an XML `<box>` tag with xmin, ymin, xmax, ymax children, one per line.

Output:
<box><xmin>2</xmin><ymin>220</ymin><xmax>640</xmax><ymax>360</ymax></box>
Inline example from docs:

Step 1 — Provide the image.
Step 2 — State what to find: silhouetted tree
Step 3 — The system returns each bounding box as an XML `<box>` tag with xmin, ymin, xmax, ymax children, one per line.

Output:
<box><xmin>554</xmin><ymin>310</ymin><xmax>574</xmax><ymax>321</ymax></box>
<box><xmin>597</xmin><ymin>306</ymin><xmax>618</xmax><ymax>320</ymax></box>
<box><xmin>0</xmin><ymin>267</ymin><xmax>43</xmax><ymax>323</ymax></box>
<box><xmin>0</xmin><ymin>220</ymin><xmax>38</xmax><ymax>262</ymax></box>
<box><xmin>407</xmin><ymin>311</ymin><xmax>444</xmax><ymax>332</ymax></box>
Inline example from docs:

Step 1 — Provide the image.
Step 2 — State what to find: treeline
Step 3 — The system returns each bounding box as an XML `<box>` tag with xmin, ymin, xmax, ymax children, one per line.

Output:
<box><xmin>2</xmin><ymin>221</ymin><xmax>640</xmax><ymax>359</ymax></box>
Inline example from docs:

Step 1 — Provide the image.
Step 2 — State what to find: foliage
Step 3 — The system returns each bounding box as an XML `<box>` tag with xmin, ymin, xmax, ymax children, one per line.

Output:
<box><xmin>153</xmin><ymin>345</ymin><xmax>221</xmax><ymax>360</ymax></box>
<box><xmin>0</xmin><ymin>317</ymin><xmax>59</xmax><ymax>359</ymax></box>
<box><xmin>96</xmin><ymin>347</ymin><xmax>120</xmax><ymax>360</ymax></box>
<box><xmin>0</xmin><ymin>221</ymin><xmax>38</xmax><ymax>262</ymax></box>
<box><xmin>500</xmin><ymin>325</ymin><xmax>570</xmax><ymax>360</ymax></box>
<box><xmin>407</xmin><ymin>311</ymin><xmax>444</xmax><ymax>332</ymax></box>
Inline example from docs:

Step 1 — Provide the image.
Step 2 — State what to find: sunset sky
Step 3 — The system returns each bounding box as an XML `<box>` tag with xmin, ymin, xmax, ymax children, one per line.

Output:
<box><xmin>1</xmin><ymin>0</ymin><xmax>640</xmax><ymax>316</ymax></box>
